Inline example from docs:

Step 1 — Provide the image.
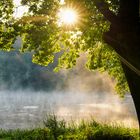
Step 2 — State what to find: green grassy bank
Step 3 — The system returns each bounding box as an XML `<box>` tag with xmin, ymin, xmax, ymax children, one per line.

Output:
<box><xmin>0</xmin><ymin>115</ymin><xmax>139</xmax><ymax>140</ymax></box>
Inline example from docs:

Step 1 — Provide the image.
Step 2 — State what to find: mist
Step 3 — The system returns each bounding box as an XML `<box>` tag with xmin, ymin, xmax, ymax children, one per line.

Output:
<box><xmin>0</xmin><ymin>50</ymin><xmax>139</xmax><ymax>129</ymax></box>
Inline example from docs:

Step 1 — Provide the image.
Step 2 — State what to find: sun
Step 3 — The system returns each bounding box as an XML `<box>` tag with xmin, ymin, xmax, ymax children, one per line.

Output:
<box><xmin>58</xmin><ymin>8</ymin><xmax>78</xmax><ymax>26</ymax></box>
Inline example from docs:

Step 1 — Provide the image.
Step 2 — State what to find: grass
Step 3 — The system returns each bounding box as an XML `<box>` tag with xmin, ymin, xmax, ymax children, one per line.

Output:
<box><xmin>0</xmin><ymin>115</ymin><xmax>139</xmax><ymax>140</ymax></box>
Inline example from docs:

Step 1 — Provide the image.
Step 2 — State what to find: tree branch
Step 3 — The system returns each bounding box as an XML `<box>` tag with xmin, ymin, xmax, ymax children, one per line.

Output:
<box><xmin>94</xmin><ymin>0</ymin><xmax>118</xmax><ymax>24</ymax></box>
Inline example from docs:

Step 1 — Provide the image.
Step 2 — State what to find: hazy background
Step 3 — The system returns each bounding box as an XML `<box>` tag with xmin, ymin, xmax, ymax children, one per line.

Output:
<box><xmin>0</xmin><ymin>43</ymin><xmax>138</xmax><ymax>129</ymax></box>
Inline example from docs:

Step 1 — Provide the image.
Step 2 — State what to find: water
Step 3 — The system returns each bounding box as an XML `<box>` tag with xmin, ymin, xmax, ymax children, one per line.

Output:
<box><xmin>0</xmin><ymin>90</ymin><xmax>138</xmax><ymax>129</ymax></box>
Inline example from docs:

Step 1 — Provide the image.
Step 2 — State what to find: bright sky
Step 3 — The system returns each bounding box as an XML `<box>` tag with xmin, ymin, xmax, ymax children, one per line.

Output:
<box><xmin>58</xmin><ymin>8</ymin><xmax>78</xmax><ymax>26</ymax></box>
<box><xmin>13</xmin><ymin>0</ymin><xmax>65</xmax><ymax>18</ymax></box>
<box><xmin>13</xmin><ymin>0</ymin><xmax>77</xmax><ymax>26</ymax></box>
<box><xmin>13</xmin><ymin>0</ymin><xmax>28</xmax><ymax>18</ymax></box>
<box><xmin>60</xmin><ymin>0</ymin><xmax>65</xmax><ymax>5</ymax></box>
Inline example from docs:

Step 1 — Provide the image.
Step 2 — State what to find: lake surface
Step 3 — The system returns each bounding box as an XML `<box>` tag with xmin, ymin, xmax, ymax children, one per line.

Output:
<box><xmin>0</xmin><ymin>90</ymin><xmax>138</xmax><ymax>129</ymax></box>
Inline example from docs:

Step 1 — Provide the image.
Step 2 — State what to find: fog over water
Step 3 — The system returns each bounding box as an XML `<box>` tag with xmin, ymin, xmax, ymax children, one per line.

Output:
<box><xmin>0</xmin><ymin>51</ymin><xmax>139</xmax><ymax>129</ymax></box>
<box><xmin>0</xmin><ymin>91</ymin><xmax>138</xmax><ymax>129</ymax></box>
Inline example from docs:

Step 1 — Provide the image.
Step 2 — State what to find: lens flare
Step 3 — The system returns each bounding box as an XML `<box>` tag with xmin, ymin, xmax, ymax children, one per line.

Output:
<box><xmin>58</xmin><ymin>8</ymin><xmax>78</xmax><ymax>26</ymax></box>
<box><xmin>60</xmin><ymin>0</ymin><xmax>65</xmax><ymax>5</ymax></box>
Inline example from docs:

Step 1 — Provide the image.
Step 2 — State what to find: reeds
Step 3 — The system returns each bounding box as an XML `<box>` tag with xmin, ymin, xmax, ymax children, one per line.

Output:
<box><xmin>0</xmin><ymin>114</ymin><xmax>139</xmax><ymax>140</ymax></box>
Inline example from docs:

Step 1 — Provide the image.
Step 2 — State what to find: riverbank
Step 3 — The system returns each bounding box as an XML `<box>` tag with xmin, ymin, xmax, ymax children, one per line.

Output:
<box><xmin>0</xmin><ymin>115</ymin><xmax>139</xmax><ymax>140</ymax></box>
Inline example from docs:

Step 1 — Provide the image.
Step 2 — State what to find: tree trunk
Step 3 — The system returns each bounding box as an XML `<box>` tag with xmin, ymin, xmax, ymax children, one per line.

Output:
<box><xmin>103</xmin><ymin>0</ymin><xmax>140</xmax><ymax>128</ymax></box>
<box><xmin>118</xmin><ymin>0</ymin><xmax>139</xmax><ymax>23</ymax></box>
<box><xmin>122</xmin><ymin>63</ymin><xmax>140</xmax><ymax>129</ymax></box>
<box><xmin>118</xmin><ymin>0</ymin><xmax>140</xmax><ymax>128</ymax></box>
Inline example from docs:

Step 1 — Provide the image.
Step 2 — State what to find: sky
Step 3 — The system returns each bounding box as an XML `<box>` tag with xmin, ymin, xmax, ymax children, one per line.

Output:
<box><xmin>13</xmin><ymin>0</ymin><xmax>28</xmax><ymax>18</ymax></box>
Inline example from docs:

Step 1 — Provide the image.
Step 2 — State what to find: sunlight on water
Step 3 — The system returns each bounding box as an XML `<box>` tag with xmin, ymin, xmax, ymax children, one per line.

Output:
<box><xmin>0</xmin><ymin>91</ymin><xmax>138</xmax><ymax>129</ymax></box>
<box><xmin>23</xmin><ymin>106</ymin><xmax>39</xmax><ymax>109</ymax></box>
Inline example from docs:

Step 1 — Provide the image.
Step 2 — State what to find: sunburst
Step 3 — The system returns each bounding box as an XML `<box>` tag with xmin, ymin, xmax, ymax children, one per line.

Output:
<box><xmin>58</xmin><ymin>7</ymin><xmax>78</xmax><ymax>26</ymax></box>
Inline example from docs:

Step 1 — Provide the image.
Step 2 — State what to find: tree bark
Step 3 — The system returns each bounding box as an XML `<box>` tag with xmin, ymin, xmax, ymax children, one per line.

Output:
<box><xmin>118</xmin><ymin>0</ymin><xmax>140</xmax><ymax>128</ymax></box>
<box><xmin>118</xmin><ymin>0</ymin><xmax>139</xmax><ymax>23</ymax></box>
<box><xmin>102</xmin><ymin>0</ymin><xmax>140</xmax><ymax>128</ymax></box>
<box><xmin>96</xmin><ymin>0</ymin><xmax>140</xmax><ymax>127</ymax></box>
<box><xmin>122</xmin><ymin>63</ymin><xmax>140</xmax><ymax>129</ymax></box>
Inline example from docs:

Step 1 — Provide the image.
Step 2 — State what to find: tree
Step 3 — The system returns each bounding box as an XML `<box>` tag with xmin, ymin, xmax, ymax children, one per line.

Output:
<box><xmin>95</xmin><ymin>0</ymin><xmax>140</xmax><ymax>128</ymax></box>
<box><xmin>0</xmin><ymin>0</ymin><xmax>139</xmax><ymax>126</ymax></box>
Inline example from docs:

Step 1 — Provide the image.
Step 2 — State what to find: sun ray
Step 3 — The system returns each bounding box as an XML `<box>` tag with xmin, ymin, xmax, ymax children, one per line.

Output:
<box><xmin>58</xmin><ymin>8</ymin><xmax>78</xmax><ymax>26</ymax></box>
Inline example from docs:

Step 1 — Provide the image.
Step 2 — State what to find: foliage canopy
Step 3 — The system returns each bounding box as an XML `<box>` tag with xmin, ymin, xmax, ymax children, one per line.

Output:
<box><xmin>0</xmin><ymin>0</ymin><xmax>129</xmax><ymax>96</ymax></box>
